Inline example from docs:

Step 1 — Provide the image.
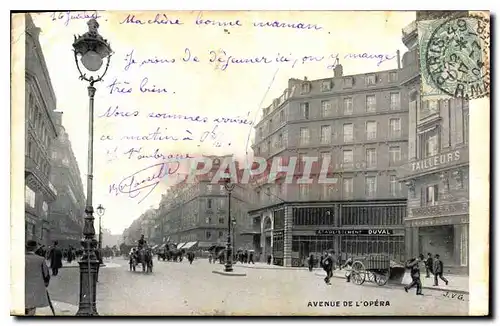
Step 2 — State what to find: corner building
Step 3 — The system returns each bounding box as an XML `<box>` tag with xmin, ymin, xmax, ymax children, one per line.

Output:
<box><xmin>397</xmin><ymin>17</ymin><xmax>470</xmax><ymax>274</ymax></box>
<box><xmin>157</xmin><ymin>156</ymin><xmax>255</xmax><ymax>253</ymax></box>
<box><xmin>249</xmin><ymin>63</ymin><xmax>409</xmax><ymax>267</ymax></box>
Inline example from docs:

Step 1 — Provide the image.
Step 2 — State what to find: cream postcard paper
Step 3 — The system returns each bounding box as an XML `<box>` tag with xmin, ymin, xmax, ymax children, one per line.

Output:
<box><xmin>11</xmin><ymin>10</ymin><xmax>489</xmax><ymax>316</ymax></box>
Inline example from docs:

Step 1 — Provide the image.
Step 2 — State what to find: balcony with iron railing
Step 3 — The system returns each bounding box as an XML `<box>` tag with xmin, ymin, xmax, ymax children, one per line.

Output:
<box><xmin>25</xmin><ymin>155</ymin><xmax>57</xmax><ymax>201</ymax></box>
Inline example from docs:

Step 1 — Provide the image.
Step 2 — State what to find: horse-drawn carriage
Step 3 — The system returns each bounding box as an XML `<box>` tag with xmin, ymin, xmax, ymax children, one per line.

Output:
<box><xmin>348</xmin><ymin>254</ymin><xmax>396</xmax><ymax>286</ymax></box>
<box><xmin>129</xmin><ymin>247</ymin><xmax>154</xmax><ymax>273</ymax></box>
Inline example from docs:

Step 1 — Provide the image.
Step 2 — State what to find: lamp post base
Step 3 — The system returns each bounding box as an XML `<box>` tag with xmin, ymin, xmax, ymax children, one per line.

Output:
<box><xmin>224</xmin><ymin>262</ymin><xmax>233</xmax><ymax>272</ymax></box>
<box><xmin>76</xmin><ymin>258</ymin><xmax>100</xmax><ymax>316</ymax></box>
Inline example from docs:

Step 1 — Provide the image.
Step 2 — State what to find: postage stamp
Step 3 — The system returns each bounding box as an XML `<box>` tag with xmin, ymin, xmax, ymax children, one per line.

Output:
<box><xmin>418</xmin><ymin>14</ymin><xmax>490</xmax><ymax>100</ymax></box>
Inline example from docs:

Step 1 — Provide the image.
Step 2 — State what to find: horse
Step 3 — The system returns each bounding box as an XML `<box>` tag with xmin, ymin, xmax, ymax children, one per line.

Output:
<box><xmin>136</xmin><ymin>248</ymin><xmax>154</xmax><ymax>273</ymax></box>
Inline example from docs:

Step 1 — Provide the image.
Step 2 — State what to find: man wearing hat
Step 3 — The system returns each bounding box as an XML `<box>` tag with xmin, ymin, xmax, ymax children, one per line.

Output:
<box><xmin>25</xmin><ymin>240</ymin><xmax>51</xmax><ymax>315</ymax></box>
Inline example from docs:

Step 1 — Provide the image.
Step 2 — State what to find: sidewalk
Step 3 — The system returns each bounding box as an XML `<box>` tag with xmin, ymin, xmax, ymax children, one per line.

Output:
<box><xmin>314</xmin><ymin>269</ymin><xmax>469</xmax><ymax>294</ymax></box>
<box><xmin>235</xmin><ymin>262</ymin><xmax>469</xmax><ymax>294</ymax></box>
<box><xmin>34</xmin><ymin>301</ymin><xmax>78</xmax><ymax>316</ymax></box>
<box><xmin>46</xmin><ymin>259</ymin><xmax>122</xmax><ymax>269</ymax></box>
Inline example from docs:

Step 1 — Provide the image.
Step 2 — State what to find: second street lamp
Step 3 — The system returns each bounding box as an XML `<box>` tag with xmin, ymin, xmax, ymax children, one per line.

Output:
<box><xmin>72</xmin><ymin>18</ymin><xmax>112</xmax><ymax>316</ymax></box>
<box><xmin>96</xmin><ymin>204</ymin><xmax>106</xmax><ymax>267</ymax></box>
<box><xmin>223</xmin><ymin>178</ymin><xmax>236</xmax><ymax>272</ymax></box>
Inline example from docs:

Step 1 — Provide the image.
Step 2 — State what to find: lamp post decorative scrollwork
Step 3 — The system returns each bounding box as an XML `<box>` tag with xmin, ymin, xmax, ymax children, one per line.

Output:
<box><xmin>72</xmin><ymin>18</ymin><xmax>112</xmax><ymax>316</ymax></box>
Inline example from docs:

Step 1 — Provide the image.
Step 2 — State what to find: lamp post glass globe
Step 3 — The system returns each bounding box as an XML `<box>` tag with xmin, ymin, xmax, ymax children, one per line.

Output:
<box><xmin>96</xmin><ymin>204</ymin><xmax>105</xmax><ymax>217</ymax></box>
<box><xmin>81</xmin><ymin>51</ymin><xmax>103</xmax><ymax>71</ymax></box>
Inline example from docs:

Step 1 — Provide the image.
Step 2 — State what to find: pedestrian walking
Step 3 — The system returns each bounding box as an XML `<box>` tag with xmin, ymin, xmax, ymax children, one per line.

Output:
<box><xmin>25</xmin><ymin>240</ymin><xmax>51</xmax><ymax>316</ymax></box>
<box><xmin>308</xmin><ymin>254</ymin><xmax>315</xmax><ymax>272</ymax></box>
<box><xmin>321</xmin><ymin>251</ymin><xmax>334</xmax><ymax>285</ymax></box>
<box><xmin>208</xmin><ymin>252</ymin><xmax>213</xmax><ymax>264</ymax></box>
<box><xmin>48</xmin><ymin>241</ymin><xmax>63</xmax><ymax>276</ymax></box>
<box><xmin>248</xmin><ymin>251</ymin><xmax>255</xmax><ymax>264</ymax></box>
<box><xmin>342</xmin><ymin>257</ymin><xmax>354</xmax><ymax>282</ymax></box>
<box><xmin>425</xmin><ymin>253</ymin><xmax>433</xmax><ymax>278</ymax></box>
<box><xmin>404</xmin><ymin>254</ymin><xmax>424</xmax><ymax>295</ymax></box>
<box><xmin>433</xmin><ymin>254</ymin><xmax>449</xmax><ymax>286</ymax></box>
<box><xmin>267</xmin><ymin>254</ymin><xmax>272</xmax><ymax>265</ymax></box>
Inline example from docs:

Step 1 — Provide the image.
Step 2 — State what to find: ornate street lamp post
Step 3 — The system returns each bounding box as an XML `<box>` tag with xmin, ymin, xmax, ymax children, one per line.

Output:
<box><xmin>72</xmin><ymin>18</ymin><xmax>112</xmax><ymax>316</ymax></box>
<box><xmin>223</xmin><ymin>178</ymin><xmax>236</xmax><ymax>272</ymax></box>
<box><xmin>96</xmin><ymin>204</ymin><xmax>105</xmax><ymax>250</ymax></box>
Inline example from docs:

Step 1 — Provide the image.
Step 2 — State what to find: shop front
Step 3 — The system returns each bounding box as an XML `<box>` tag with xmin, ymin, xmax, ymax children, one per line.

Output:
<box><xmin>405</xmin><ymin>202</ymin><xmax>469</xmax><ymax>273</ymax></box>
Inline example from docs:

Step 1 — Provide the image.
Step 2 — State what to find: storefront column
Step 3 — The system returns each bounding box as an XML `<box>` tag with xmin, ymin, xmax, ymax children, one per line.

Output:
<box><xmin>283</xmin><ymin>206</ymin><xmax>293</xmax><ymax>267</ymax></box>
<box><xmin>453</xmin><ymin>224</ymin><xmax>462</xmax><ymax>267</ymax></box>
<box><xmin>404</xmin><ymin>227</ymin><xmax>413</xmax><ymax>259</ymax></box>
<box><xmin>411</xmin><ymin>227</ymin><xmax>419</xmax><ymax>258</ymax></box>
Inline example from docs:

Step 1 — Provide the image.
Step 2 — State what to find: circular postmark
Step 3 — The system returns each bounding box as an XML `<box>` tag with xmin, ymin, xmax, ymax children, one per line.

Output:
<box><xmin>424</xmin><ymin>14</ymin><xmax>490</xmax><ymax>99</ymax></box>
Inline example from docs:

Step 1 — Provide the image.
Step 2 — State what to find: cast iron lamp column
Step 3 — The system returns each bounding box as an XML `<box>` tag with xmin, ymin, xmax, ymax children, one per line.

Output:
<box><xmin>223</xmin><ymin>179</ymin><xmax>236</xmax><ymax>272</ymax></box>
<box><xmin>72</xmin><ymin>18</ymin><xmax>113</xmax><ymax>316</ymax></box>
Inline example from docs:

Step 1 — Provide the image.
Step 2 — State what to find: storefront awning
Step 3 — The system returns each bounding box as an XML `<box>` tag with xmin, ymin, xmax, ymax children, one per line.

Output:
<box><xmin>197</xmin><ymin>241</ymin><xmax>214</xmax><ymax>249</ymax></box>
<box><xmin>182</xmin><ymin>241</ymin><xmax>199</xmax><ymax>250</ymax></box>
<box><xmin>177</xmin><ymin>242</ymin><xmax>186</xmax><ymax>249</ymax></box>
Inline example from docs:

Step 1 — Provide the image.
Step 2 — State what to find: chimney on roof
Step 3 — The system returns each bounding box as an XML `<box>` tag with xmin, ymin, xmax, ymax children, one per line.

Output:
<box><xmin>304</xmin><ymin>76</ymin><xmax>308</xmax><ymax>81</ymax></box>
<box><xmin>396</xmin><ymin>50</ymin><xmax>401</xmax><ymax>69</ymax></box>
<box><xmin>334</xmin><ymin>58</ymin><xmax>343</xmax><ymax>78</ymax></box>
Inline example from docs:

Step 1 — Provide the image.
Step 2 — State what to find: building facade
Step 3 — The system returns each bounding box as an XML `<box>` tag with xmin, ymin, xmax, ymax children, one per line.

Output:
<box><xmin>157</xmin><ymin>156</ymin><xmax>255</xmax><ymax>252</ymax></box>
<box><xmin>397</xmin><ymin>18</ymin><xmax>469</xmax><ymax>274</ymax></box>
<box><xmin>249</xmin><ymin>64</ymin><xmax>409</xmax><ymax>267</ymax></box>
<box><xmin>47</xmin><ymin>112</ymin><xmax>86</xmax><ymax>247</ymax></box>
<box><xmin>25</xmin><ymin>14</ymin><xmax>58</xmax><ymax>245</ymax></box>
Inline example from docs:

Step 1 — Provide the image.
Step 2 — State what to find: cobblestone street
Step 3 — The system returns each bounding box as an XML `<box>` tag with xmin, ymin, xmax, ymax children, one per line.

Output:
<box><xmin>37</xmin><ymin>257</ymin><xmax>469</xmax><ymax>316</ymax></box>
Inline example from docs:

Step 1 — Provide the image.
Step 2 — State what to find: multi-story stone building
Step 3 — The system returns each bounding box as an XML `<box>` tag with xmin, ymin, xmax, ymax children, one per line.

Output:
<box><xmin>397</xmin><ymin>16</ymin><xmax>469</xmax><ymax>273</ymax></box>
<box><xmin>47</xmin><ymin>112</ymin><xmax>86</xmax><ymax>247</ymax></box>
<box><xmin>157</xmin><ymin>156</ymin><xmax>255</xmax><ymax>252</ymax></box>
<box><xmin>25</xmin><ymin>13</ymin><xmax>58</xmax><ymax>244</ymax></box>
<box><xmin>248</xmin><ymin>63</ymin><xmax>409</xmax><ymax>267</ymax></box>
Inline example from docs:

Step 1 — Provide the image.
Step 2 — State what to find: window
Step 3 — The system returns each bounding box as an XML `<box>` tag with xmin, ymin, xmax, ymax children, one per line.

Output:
<box><xmin>282</xmin><ymin>130</ymin><xmax>288</xmax><ymax>147</ymax></box>
<box><xmin>219</xmin><ymin>231</ymin><xmax>224</xmax><ymax>238</ymax></box>
<box><xmin>301</xmin><ymin>82</ymin><xmax>310</xmax><ymax>93</ymax></box>
<box><xmin>321</xmin><ymin>101</ymin><xmax>332</xmax><ymax>117</ymax></box>
<box><xmin>300</xmin><ymin>103</ymin><xmax>310</xmax><ymax>119</ymax></box>
<box><xmin>219</xmin><ymin>217</ymin><xmax>225</xmax><ymax>224</ymax></box>
<box><xmin>389</xmin><ymin>176</ymin><xmax>401</xmax><ymax>196</ymax></box>
<box><xmin>365</xmin><ymin>75</ymin><xmax>376</xmax><ymax>85</ymax></box>
<box><xmin>389</xmin><ymin>146</ymin><xmax>401</xmax><ymax>165</ymax></box>
<box><xmin>423</xmin><ymin>100</ymin><xmax>439</xmax><ymax>114</ymax></box>
<box><xmin>343</xmin><ymin>98</ymin><xmax>353</xmax><ymax>115</ymax></box>
<box><xmin>389</xmin><ymin>72</ymin><xmax>398</xmax><ymax>82</ymax></box>
<box><xmin>205</xmin><ymin>231</ymin><xmax>212</xmax><ymax>240</ymax></box>
<box><xmin>280</xmin><ymin>110</ymin><xmax>285</xmax><ymax>123</ymax></box>
<box><xmin>366</xmin><ymin>148</ymin><xmax>377</xmax><ymax>168</ymax></box>
<box><xmin>365</xmin><ymin>176</ymin><xmax>377</xmax><ymax>196</ymax></box>
<box><xmin>299</xmin><ymin>184</ymin><xmax>310</xmax><ymax>199</ymax></box>
<box><xmin>25</xmin><ymin>185</ymin><xmax>36</xmax><ymax>208</ymax></box>
<box><xmin>219</xmin><ymin>198</ymin><xmax>225</xmax><ymax>209</ymax></box>
<box><xmin>343</xmin><ymin>178</ymin><xmax>353</xmax><ymax>196</ymax></box>
<box><xmin>390</xmin><ymin>93</ymin><xmax>400</xmax><ymax>110</ymax></box>
<box><xmin>207</xmin><ymin>199</ymin><xmax>212</xmax><ymax>209</ymax></box>
<box><xmin>207</xmin><ymin>184</ymin><xmax>213</xmax><ymax>193</ymax></box>
<box><xmin>258</xmin><ymin>127</ymin><xmax>263</xmax><ymax>138</ymax></box>
<box><xmin>423</xmin><ymin>129</ymin><xmax>439</xmax><ymax>157</ymax></box>
<box><xmin>321</xmin><ymin>80</ymin><xmax>332</xmax><ymax>91</ymax></box>
<box><xmin>343</xmin><ymin>77</ymin><xmax>353</xmax><ymax>88</ymax></box>
<box><xmin>366</xmin><ymin>121</ymin><xmax>377</xmax><ymax>140</ymax></box>
<box><xmin>62</xmin><ymin>157</ymin><xmax>70</xmax><ymax>166</ymax></box>
<box><xmin>262</xmin><ymin>141</ymin><xmax>270</xmax><ymax>153</ymax></box>
<box><xmin>423</xmin><ymin>185</ymin><xmax>438</xmax><ymax>206</ymax></box>
<box><xmin>269</xmin><ymin>119</ymin><xmax>273</xmax><ymax>133</ymax></box>
<box><xmin>320</xmin><ymin>125</ymin><xmax>331</xmax><ymax>144</ymax></box>
<box><xmin>299</xmin><ymin>128</ymin><xmax>310</xmax><ymax>146</ymax></box>
<box><xmin>343</xmin><ymin>123</ymin><xmax>353</xmax><ymax>142</ymax></box>
<box><xmin>277</xmin><ymin>133</ymin><xmax>283</xmax><ymax>148</ymax></box>
<box><xmin>320</xmin><ymin>152</ymin><xmax>331</xmax><ymax>166</ymax></box>
<box><xmin>343</xmin><ymin>150</ymin><xmax>353</xmax><ymax>164</ymax></box>
<box><xmin>389</xmin><ymin>118</ymin><xmax>401</xmax><ymax>138</ymax></box>
<box><xmin>366</xmin><ymin>95</ymin><xmax>376</xmax><ymax>112</ymax></box>
<box><xmin>267</xmin><ymin>140</ymin><xmax>271</xmax><ymax>152</ymax></box>
<box><xmin>255</xmin><ymin>146</ymin><xmax>261</xmax><ymax>155</ymax></box>
<box><xmin>27</xmin><ymin>142</ymin><xmax>33</xmax><ymax>157</ymax></box>
<box><xmin>323</xmin><ymin>184</ymin><xmax>335</xmax><ymax>199</ymax></box>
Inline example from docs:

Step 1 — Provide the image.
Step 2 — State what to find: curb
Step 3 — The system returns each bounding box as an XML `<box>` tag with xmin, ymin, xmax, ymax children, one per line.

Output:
<box><xmin>212</xmin><ymin>270</ymin><xmax>247</xmax><ymax>277</ymax></box>
<box><xmin>314</xmin><ymin>272</ymin><xmax>469</xmax><ymax>295</ymax></box>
